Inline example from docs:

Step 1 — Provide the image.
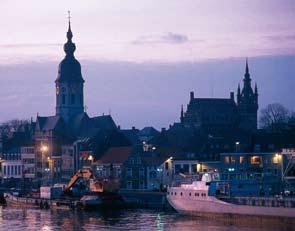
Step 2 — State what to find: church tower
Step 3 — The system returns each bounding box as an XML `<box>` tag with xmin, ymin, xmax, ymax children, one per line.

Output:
<box><xmin>237</xmin><ymin>59</ymin><xmax>258</xmax><ymax>131</ymax></box>
<box><xmin>55</xmin><ymin>14</ymin><xmax>84</xmax><ymax>122</ymax></box>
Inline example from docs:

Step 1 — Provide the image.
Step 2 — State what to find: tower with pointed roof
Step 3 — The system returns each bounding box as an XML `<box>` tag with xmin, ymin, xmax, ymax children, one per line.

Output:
<box><xmin>237</xmin><ymin>59</ymin><xmax>258</xmax><ymax>131</ymax></box>
<box><xmin>55</xmin><ymin>14</ymin><xmax>84</xmax><ymax>122</ymax></box>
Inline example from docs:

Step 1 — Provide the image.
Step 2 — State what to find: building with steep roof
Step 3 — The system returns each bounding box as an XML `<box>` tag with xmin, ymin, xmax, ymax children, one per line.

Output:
<box><xmin>33</xmin><ymin>17</ymin><xmax>127</xmax><ymax>183</ymax></box>
<box><xmin>181</xmin><ymin>59</ymin><xmax>258</xmax><ymax>134</ymax></box>
<box><xmin>155</xmin><ymin>60</ymin><xmax>259</xmax><ymax>160</ymax></box>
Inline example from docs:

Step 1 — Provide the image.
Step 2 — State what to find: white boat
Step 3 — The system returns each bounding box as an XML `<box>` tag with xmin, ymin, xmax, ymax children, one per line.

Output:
<box><xmin>167</xmin><ymin>173</ymin><xmax>295</xmax><ymax>224</ymax></box>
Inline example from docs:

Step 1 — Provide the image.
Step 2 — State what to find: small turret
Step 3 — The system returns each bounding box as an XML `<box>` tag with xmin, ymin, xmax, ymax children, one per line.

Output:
<box><xmin>180</xmin><ymin>104</ymin><xmax>184</xmax><ymax>123</ymax></box>
<box><xmin>190</xmin><ymin>91</ymin><xmax>194</xmax><ymax>101</ymax></box>
<box><xmin>237</xmin><ymin>84</ymin><xmax>241</xmax><ymax>104</ymax></box>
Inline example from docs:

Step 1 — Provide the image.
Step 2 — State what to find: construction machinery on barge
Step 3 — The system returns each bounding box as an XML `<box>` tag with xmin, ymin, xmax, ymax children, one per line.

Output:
<box><xmin>3</xmin><ymin>168</ymin><xmax>123</xmax><ymax>210</ymax></box>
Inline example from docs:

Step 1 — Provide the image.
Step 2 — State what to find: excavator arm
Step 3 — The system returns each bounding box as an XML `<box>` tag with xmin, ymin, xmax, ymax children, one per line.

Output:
<box><xmin>66</xmin><ymin>168</ymin><xmax>93</xmax><ymax>190</ymax></box>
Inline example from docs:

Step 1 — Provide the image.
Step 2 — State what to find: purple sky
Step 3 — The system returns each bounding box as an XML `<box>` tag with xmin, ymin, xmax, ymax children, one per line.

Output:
<box><xmin>0</xmin><ymin>1</ymin><xmax>294</xmax><ymax>128</ymax></box>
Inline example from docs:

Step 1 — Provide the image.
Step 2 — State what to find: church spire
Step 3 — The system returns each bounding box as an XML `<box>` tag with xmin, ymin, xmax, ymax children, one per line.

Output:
<box><xmin>64</xmin><ymin>11</ymin><xmax>76</xmax><ymax>57</ymax></box>
<box><xmin>245</xmin><ymin>58</ymin><xmax>249</xmax><ymax>75</ymax></box>
<box><xmin>67</xmin><ymin>11</ymin><xmax>73</xmax><ymax>41</ymax></box>
<box><xmin>244</xmin><ymin>58</ymin><xmax>251</xmax><ymax>81</ymax></box>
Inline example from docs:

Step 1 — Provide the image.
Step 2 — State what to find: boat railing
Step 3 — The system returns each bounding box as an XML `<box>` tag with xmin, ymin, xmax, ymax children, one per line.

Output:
<box><xmin>221</xmin><ymin>196</ymin><xmax>295</xmax><ymax>208</ymax></box>
<box><xmin>170</xmin><ymin>175</ymin><xmax>200</xmax><ymax>187</ymax></box>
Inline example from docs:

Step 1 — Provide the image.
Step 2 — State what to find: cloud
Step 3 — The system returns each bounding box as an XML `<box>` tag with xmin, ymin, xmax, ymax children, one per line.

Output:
<box><xmin>0</xmin><ymin>43</ymin><xmax>62</xmax><ymax>48</ymax></box>
<box><xmin>132</xmin><ymin>32</ymin><xmax>189</xmax><ymax>45</ymax></box>
<box><xmin>265</xmin><ymin>35</ymin><xmax>295</xmax><ymax>43</ymax></box>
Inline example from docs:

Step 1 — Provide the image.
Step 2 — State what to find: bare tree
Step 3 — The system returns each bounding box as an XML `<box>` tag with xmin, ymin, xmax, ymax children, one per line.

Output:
<box><xmin>260</xmin><ymin>103</ymin><xmax>289</xmax><ymax>130</ymax></box>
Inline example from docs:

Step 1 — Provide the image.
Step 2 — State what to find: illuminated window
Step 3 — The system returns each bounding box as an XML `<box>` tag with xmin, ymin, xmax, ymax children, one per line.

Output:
<box><xmin>224</xmin><ymin>156</ymin><xmax>230</xmax><ymax>163</ymax></box>
<box><xmin>240</xmin><ymin>156</ymin><xmax>245</xmax><ymax>164</ymax></box>
<box><xmin>273</xmin><ymin>154</ymin><xmax>281</xmax><ymax>164</ymax></box>
<box><xmin>250</xmin><ymin>156</ymin><xmax>262</xmax><ymax>165</ymax></box>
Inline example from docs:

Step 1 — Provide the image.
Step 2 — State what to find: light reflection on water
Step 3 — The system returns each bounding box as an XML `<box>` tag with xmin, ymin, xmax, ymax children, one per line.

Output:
<box><xmin>0</xmin><ymin>207</ymin><xmax>292</xmax><ymax>231</ymax></box>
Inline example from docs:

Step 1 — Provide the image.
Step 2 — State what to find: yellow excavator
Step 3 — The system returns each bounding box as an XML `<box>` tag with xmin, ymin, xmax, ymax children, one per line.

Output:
<box><xmin>65</xmin><ymin>168</ymin><xmax>119</xmax><ymax>194</ymax></box>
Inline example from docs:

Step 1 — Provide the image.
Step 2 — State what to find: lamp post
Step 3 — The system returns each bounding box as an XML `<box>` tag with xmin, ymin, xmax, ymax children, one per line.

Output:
<box><xmin>40</xmin><ymin>144</ymin><xmax>48</xmax><ymax>185</ymax></box>
<box><xmin>235</xmin><ymin>141</ymin><xmax>240</xmax><ymax>153</ymax></box>
<box><xmin>0</xmin><ymin>158</ymin><xmax>4</xmax><ymax>183</ymax></box>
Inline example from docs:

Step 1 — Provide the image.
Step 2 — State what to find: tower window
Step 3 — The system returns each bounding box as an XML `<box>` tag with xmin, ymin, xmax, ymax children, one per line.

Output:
<box><xmin>62</xmin><ymin>95</ymin><xmax>66</xmax><ymax>104</ymax></box>
<box><xmin>71</xmin><ymin>94</ymin><xmax>75</xmax><ymax>104</ymax></box>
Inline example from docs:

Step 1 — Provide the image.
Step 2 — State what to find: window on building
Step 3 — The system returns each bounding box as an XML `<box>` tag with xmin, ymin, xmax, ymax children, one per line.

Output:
<box><xmin>230</xmin><ymin>156</ymin><xmax>236</xmax><ymax>163</ymax></box>
<box><xmin>273</xmin><ymin>154</ymin><xmax>281</xmax><ymax>164</ymax></box>
<box><xmin>267</xmin><ymin>144</ymin><xmax>275</xmax><ymax>151</ymax></box>
<box><xmin>191</xmin><ymin>164</ymin><xmax>197</xmax><ymax>173</ymax></box>
<box><xmin>224</xmin><ymin>156</ymin><xmax>230</xmax><ymax>164</ymax></box>
<box><xmin>175</xmin><ymin>164</ymin><xmax>181</xmax><ymax>174</ymax></box>
<box><xmin>182</xmin><ymin>164</ymin><xmax>189</xmax><ymax>173</ymax></box>
<box><xmin>127</xmin><ymin>168</ymin><xmax>132</xmax><ymax>177</ymax></box>
<box><xmin>3</xmin><ymin>166</ymin><xmax>6</xmax><ymax>175</ymax></box>
<box><xmin>139</xmin><ymin>181</ymin><xmax>144</xmax><ymax>189</ymax></box>
<box><xmin>127</xmin><ymin>181</ymin><xmax>132</xmax><ymax>189</ymax></box>
<box><xmin>137</xmin><ymin>158</ymin><xmax>141</xmax><ymax>164</ymax></box>
<box><xmin>139</xmin><ymin>168</ymin><xmax>145</xmax><ymax>177</ymax></box>
<box><xmin>62</xmin><ymin>95</ymin><xmax>66</xmax><ymax>104</ymax></box>
<box><xmin>165</xmin><ymin>162</ymin><xmax>169</xmax><ymax>170</ymax></box>
<box><xmin>250</xmin><ymin>156</ymin><xmax>262</xmax><ymax>165</ymax></box>
<box><xmin>240</xmin><ymin>156</ymin><xmax>245</xmax><ymax>164</ymax></box>
<box><xmin>7</xmin><ymin>166</ymin><xmax>10</xmax><ymax>175</ymax></box>
<box><xmin>71</xmin><ymin>94</ymin><xmax>75</xmax><ymax>104</ymax></box>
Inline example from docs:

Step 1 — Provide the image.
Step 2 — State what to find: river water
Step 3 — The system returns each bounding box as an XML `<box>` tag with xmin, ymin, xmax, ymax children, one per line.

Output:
<box><xmin>0</xmin><ymin>207</ymin><xmax>292</xmax><ymax>231</ymax></box>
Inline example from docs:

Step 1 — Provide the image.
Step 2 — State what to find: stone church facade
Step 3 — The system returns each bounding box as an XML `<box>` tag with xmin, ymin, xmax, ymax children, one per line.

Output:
<box><xmin>34</xmin><ymin>19</ymin><xmax>127</xmax><ymax>183</ymax></box>
<box><xmin>181</xmin><ymin>60</ymin><xmax>258</xmax><ymax>135</ymax></box>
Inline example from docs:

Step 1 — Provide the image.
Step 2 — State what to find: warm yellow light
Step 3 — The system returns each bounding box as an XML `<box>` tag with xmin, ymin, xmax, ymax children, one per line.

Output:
<box><xmin>273</xmin><ymin>153</ymin><xmax>282</xmax><ymax>164</ymax></box>
<box><xmin>88</xmin><ymin>155</ymin><xmax>94</xmax><ymax>161</ymax></box>
<box><xmin>41</xmin><ymin>145</ymin><xmax>48</xmax><ymax>152</ymax></box>
<box><xmin>197</xmin><ymin>163</ymin><xmax>201</xmax><ymax>172</ymax></box>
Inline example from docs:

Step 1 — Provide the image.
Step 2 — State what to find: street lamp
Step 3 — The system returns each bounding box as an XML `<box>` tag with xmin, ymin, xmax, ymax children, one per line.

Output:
<box><xmin>40</xmin><ymin>144</ymin><xmax>48</xmax><ymax>184</ymax></box>
<box><xmin>235</xmin><ymin>141</ymin><xmax>240</xmax><ymax>153</ymax></box>
<box><xmin>41</xmin><ymin>145</ymin><xmax>48</xmax><ymax>152</ymax></box>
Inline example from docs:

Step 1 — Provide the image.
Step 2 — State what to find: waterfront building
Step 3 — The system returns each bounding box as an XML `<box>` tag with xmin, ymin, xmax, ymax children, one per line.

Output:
<box><xmin>0</xmin><ymin>150</ymin><xmax>22</xmax><ymax>182</ymax></box>
<box><xmin>93</xmin><ymin>146</ymin><xmax>133</xmax><ymax>181</ymax></box>
<box><xmin>21</xmin><ymin>146</ymin><xmax>35</xmax><ymax>180</ymax></box>
<box><xmin>121</xmin><ymin>145</ymin><xmax>168</xmax><ymax>190</ymax></box>
<box><xmin>61</xmin><ymin>145</ymin><xmax>75</xmax><ymax>180</ymax></box>
<box><xmin>220</xmin><ymin>152</ymin><xmax>283</xmax><ymax>195</ymax></box>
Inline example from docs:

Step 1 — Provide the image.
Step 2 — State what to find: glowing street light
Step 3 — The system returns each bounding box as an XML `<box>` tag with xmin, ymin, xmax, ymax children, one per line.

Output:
<box><xmin>41</xmin><ymin>145</ymin><xmax>48</xmax><ymax>152</ymax></box>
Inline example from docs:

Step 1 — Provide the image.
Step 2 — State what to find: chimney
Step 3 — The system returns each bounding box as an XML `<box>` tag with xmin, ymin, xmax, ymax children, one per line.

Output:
<box><xmin>190</xmin><ymin>91</ymin><xmax>194</xmax><ymax>101</ymax></box>
<box><xmin>230</xmin><ymin>92</ymin><xmax>234</xmax><ymax>101</ymax></box>
<box><xmin>117</xmin><ymin>125</ymin><xmax>121</xmax><ymax>130</ymax></box>
<box><xmin>132</xmin><ymin>126</ymin><xmax>136</xmax><ymax>130</ymax></box>
<box><xmin>161</xmin><ymin>128</ymin><xmax>166</xmax><ymax>133</ymax></box>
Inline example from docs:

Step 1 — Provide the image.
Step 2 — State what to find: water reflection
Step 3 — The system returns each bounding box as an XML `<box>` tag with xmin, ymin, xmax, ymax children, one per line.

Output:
<box><xmin>0</xmin><ymin>207</ymin><xmax>293</xmax><ymax>231</ymax></box>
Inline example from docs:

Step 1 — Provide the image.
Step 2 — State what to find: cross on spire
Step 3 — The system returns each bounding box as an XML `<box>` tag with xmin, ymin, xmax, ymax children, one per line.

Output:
<box><xmin>68</xmin><ymin>10</ymin><xmax>71</xmax><ymax>23</ymax></box>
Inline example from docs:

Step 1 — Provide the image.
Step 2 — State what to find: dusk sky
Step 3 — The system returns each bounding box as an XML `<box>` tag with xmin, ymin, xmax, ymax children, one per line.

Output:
<box><xmin>0</xmin><ymin>1</ymin><xmax>294</xmax><ymax>128</ymax></box>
